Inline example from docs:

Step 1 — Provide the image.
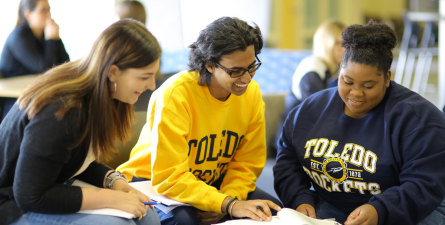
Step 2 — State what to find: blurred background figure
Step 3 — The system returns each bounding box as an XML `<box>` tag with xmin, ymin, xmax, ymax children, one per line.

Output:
<box><xmin>270</xmin><ymin>19</ymin><xmax>346</xmax><ymax>154</ymax></box>
<box><xmin>0</xmin><ymin>0</ymin><xmax>69</xmax><ymax>121</ymax></box>
<box><xmin>116</xmin><ymin>0</ymin><xmax>147</xmax><ymax>25</ymax></box>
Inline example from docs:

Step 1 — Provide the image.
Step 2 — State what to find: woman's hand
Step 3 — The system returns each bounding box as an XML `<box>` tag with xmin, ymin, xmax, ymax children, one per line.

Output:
<box><xmin>44</xmin><ymin>18</ymin><xmax>60</xmax><ymax>40</ymax></box>
<box><xmin>230</xmin><ymin>200</ymin><xmax>281</xmax><ymax>222</ymax></box>
<box><xmin>111</xmin><ymin>190</ymin><xmax>149</xmax><ymax>217</ymax></box>
<box><xmin>112</xmin><ymin>179</ymin><xmax>154</xmax><ymax>209</ymax></box>
<box><xmin>80</xmin><ymin>186</ymin><xmax>148</xmax><ymax>217</ymax></box>
<box><xmin>296</xmin><ymin>203</ymin><xmax>316</xmax><ymax>218</ymax></box>
<box><xmin>344</xmin><ymin>204</ymin><xmax>378</xmax><ymax>225</ymax></box>
<box><xmin>194</xmin><ymin>209</ymin><xmax>226</xmax><ymax>225</ymax></box>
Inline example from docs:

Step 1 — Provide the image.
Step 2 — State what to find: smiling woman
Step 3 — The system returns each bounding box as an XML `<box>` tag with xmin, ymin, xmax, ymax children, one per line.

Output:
<box><xmin>0</xmin><ymin>19</ymin><xmax>161</xmax><ymax>225</ymax></box>
<box><xmin>108</xmin><ymin>59</ymin><xmax>159</xmax><ymax>105</ymax></box>
<box><xmin>274</xmin><ymin>20</ymin><xmax>445</xmax><ymax>225</ymax></box>
<box><xmin>338</xmin><ymin>63</ymin><xmax>390</xmax><ymax>119</ymax></box>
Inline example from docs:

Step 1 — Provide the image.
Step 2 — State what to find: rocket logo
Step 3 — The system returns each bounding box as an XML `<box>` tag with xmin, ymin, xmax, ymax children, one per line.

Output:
<box><xmin>322</xmin><ymin>157</ymin><xmax>348</xmax><ymax>183</ymax></box>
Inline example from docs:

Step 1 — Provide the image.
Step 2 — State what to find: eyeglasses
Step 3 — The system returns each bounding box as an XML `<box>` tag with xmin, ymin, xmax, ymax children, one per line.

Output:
<box><xmin>215</xmin><ymin>55</ymin><xmax>262</xmax><ymax>78</ymax></box>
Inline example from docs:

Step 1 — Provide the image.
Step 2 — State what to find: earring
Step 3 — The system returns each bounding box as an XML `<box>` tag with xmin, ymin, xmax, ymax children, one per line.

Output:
<box><xmin>110</xmin><ymin>82</ymin><xmax>117</xmax><ymax>93</ymax></box>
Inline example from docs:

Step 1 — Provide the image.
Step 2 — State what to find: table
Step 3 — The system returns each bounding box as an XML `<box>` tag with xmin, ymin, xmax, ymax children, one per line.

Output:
<box><xmin>0</xmin><ymin>75</ymin><xmax>39</xmax><ymax>98</ymax></box>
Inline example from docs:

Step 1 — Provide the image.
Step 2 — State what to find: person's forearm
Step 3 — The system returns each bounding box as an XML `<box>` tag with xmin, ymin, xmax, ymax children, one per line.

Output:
<box><xmin>80</xmin><ymin>187</ymin><xmax>116</xmax><ymax>210</ymax></box>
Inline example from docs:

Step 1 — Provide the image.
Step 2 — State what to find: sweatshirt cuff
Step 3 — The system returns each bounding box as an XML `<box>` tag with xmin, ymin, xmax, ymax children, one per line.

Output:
<box><xmin>207</xmin><ymin>191</ymin><xmax>229</xmax><ymax>213</ymax></box>
<box><xmin>292</xmin><ymin>193</ymin><xmax>317</xmax><ymax>210</ymax></box>
<box><xmin>224</xmin><ymin>189</ymin><xmax>245</xmax><ymax>200</ymax></box>
<box><xmin>369</xmin><ymin>200</ymin><xmax>387</xmax><ymax>225</ymax></box>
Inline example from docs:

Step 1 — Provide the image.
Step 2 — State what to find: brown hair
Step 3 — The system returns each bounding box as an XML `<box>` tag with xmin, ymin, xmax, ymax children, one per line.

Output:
<box><xmin>117</xmin><ymin>1</ymin><xmax>147</xmax><ymax>25</ymax></box>
<box><xmin>18</xmin><ymin>19</ymin><xmax>162</xmax><ymax>161</ymax></box>
<box><xmin>16</xmin><ymin>0</ymin><xmax>41</xmax><ymax>28</ymax></box>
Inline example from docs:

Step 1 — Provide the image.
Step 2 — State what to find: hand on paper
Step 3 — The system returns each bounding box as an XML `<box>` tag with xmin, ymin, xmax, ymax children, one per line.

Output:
<box><xmin>80</xmin><ymin>185</ymin><xmax>148</xmax><ymax>218</ymax></box>
<box><xmin>231</xmin><ymin>200</ymin><xmax>281</xmax><ymax>222</ymax></box>
<box><xmin>194</xmin><ymin>209</ymin><xmax>226</xmax><ymax>225</ymax></box>
<box><xmin>112</xmin><ymin>189</ymin><xmax>149</xmax><ymax>217</ymax></box>
<box><xmin>113</xmin><ymin>179</ymin><xmax>154</xmax><ymax>209</ymax></box>
<box><xmin>344</xmin><ymin>204</ymin><xmax>378</xmax><ymax>225</ymax></box>
<box><xmin>296</xmin><ymin>203</ymin><xmax>316</xmax><ymax>219</ymax></box>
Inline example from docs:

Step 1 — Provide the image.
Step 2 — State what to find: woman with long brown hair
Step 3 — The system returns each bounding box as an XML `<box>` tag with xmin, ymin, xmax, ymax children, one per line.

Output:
<box><xmin>0</xmin><ymin>19</ymin><xmax>161</xmax><ymax>225</ymax></box>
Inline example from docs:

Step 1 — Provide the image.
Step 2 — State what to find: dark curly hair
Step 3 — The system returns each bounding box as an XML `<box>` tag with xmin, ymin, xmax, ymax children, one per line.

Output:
<box><xmin>341</xmin><ymin>20</ymin><xmax>397</xmax><ymax>78</ymax></box>
<box><xmin>188</xmin><ymin>17</ymin><xmax>263</xmax><ymax>86</ymax></box>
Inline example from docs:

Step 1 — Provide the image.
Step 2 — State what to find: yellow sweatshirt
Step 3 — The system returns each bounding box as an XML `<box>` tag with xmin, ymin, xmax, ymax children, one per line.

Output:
<box><xmin>117</xmin><ymin>70</ymin><xmax>266</xmax><ymax>213</ymax></box>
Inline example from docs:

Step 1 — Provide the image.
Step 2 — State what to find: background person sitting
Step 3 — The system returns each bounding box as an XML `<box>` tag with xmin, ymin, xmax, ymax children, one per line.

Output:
<box><xmin>116</xmin><ymin>0</ymin><xmax>147</xmax><ymax>25</ymax></box>
<box><xmin>270</xmin><ymin>19</ymin><xmax>346</xmax><ymax>153</ymax></box>
<box><xmin>0</xmin><ymin>0</ymin><xmax>69</xmax><ymax>120</ymax></box>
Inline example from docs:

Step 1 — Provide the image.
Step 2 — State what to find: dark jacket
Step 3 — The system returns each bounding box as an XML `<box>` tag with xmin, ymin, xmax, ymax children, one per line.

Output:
<box><xmin>0</xmin><ymin>23</ymin><xmax>69</xmax><ymax>77</ymax></box>
<box><xmin>0</xmin><ymin>101</ymin><xmax>111</xmax><ymax>225</ymax></box>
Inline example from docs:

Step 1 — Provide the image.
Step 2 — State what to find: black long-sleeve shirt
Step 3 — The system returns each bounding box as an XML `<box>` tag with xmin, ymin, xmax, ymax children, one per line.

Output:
<box><xmin>0</xmin><ymin>100</ymin><xmax>111</xmax><ymax>225</ymax></box>
<box><xmin>0</xmin><ymin>23</ymin><xmax>69</xmax><ymax>77</ymax></box>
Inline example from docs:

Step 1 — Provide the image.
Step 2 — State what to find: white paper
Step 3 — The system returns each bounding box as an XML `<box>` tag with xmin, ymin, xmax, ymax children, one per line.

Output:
<box><xmin>77</xmin><ymin>208</ymin><xmax>136</xmax><ymax>219</ymax></box>
<box><xmin>213</xmin><ymin>208</ymin><xmax>341</xmax><ymax>225</ymax></box>
<box><xmin>128</xmin><ymin>180</ymin><xmax>192</xmax><ymax>213</ymax></box>
<box><xmin>129</xmin><ymin>180</ymin><xmax>191</xmax><ymax>206</ymax></box>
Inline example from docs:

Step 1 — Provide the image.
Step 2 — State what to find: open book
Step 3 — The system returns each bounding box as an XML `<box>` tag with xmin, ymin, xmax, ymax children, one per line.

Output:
<box><xmin>74</xmin><ymin>180</ymin><xmax>190</xmax><ymax>218</ymax></box>
<box><xmin>214</xmin><ymin>208</ymin><xmax>342</xmax><ymax>225</ymax></box>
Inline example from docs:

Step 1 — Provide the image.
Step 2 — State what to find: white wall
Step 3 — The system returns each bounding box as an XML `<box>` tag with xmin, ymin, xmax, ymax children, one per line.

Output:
<box><xmin>49</xmin><ymin>0</ymin><xmax>116</xmax><ymax>61</ymax></box>
<box><xmin>138</xmin><ymin>0</ymin><xmax>184</xmax><ymax>51</ymax></box>
<box><xmin>0</xmin><ymin>0</ymin><xmax>20</xmax><ymax>61</ymax></box>
<box><xmin>138</xmin><ymin>0</ymin><xmax>271</xmax><ymax>51</ymax></box>
<box><xmin>179</xmin><ymin>0</ymin><xmax>271</xmax><ymax>48</ymax></box>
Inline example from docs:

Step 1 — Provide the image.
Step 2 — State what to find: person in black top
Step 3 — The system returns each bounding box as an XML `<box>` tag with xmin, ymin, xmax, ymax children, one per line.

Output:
<box><xmin>0</xmin><ymin>0</ymin><xmax>69</xmax><ymax>120</ymax></box>
<box><xmin>0</xmin><ymin>19</ymin><xmax>162</xmax><ymax>225</ymax></box>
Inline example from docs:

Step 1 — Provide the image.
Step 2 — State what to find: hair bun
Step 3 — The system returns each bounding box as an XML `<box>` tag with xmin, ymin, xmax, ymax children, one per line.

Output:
<box><xmin>341</xmin><ymin>20</ymin><xmax>397</xmax><ymax>52</ymax></box>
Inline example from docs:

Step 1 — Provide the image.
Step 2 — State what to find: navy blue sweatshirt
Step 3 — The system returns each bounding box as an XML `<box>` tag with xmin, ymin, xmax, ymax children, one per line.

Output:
<box><xmin>274</xmin><ymin>81</ymin><xmax>445</xmax><ymax>225</ymax></box>
<box><xmin>0</xmin><ymin>101</ymin><xmax>111</xmax><ymax>225</ymax></box>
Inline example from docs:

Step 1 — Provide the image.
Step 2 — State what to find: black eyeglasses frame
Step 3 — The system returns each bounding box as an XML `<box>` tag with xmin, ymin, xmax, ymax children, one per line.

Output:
<box><xmin>214</xmin><ymin>55</ymin><xmax>262</xmax><ymax>78</ymax></box>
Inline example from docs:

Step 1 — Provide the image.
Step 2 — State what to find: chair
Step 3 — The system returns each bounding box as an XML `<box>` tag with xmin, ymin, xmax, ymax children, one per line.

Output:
<box><xmin>394</xmin><ymin>12</ymin><xmax>439</xmax><ymax>97</ymax></box>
